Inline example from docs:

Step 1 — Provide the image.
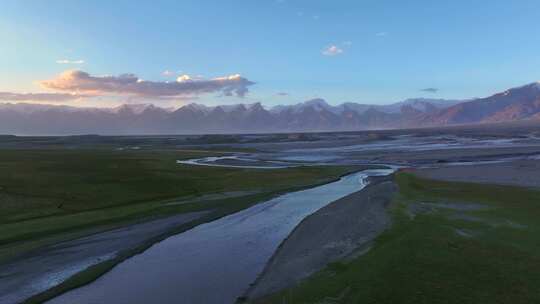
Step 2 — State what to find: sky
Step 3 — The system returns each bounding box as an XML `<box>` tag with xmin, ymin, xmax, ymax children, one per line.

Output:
<box><xmin>2</xmin><ymin>0</ymin><xmax>540</xmax><ymax>108</ymax></box>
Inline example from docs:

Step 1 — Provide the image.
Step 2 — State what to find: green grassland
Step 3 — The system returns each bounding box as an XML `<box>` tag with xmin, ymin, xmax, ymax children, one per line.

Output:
<box><xmin>258</xmin><ymin>172</ymin><xmax>540</xmax><ymax>304</ymax></box>
<box><xmin>0</xmin><ymin>149</ymin><xmax>356</xmax><ymax>263</ymax></box>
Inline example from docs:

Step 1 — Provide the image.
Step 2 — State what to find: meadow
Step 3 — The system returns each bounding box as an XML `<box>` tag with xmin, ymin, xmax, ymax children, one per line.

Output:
<box><xmin>0</xmin><ymin>148</ymin><xmax>355</xmax><ymax>263</ymax></box>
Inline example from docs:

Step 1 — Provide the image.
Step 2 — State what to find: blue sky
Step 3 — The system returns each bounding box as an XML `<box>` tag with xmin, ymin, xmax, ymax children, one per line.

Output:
<box><xmin>2</xmin><ymin>0</ymin><xmax>540</xmax><ymax>107</ymax></box>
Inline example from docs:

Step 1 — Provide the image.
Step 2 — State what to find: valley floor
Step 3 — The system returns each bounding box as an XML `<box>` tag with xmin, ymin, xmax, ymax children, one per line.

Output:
<box><xmin>252</xmin><ymin>161</ymin><xmax>540</xmax><ymax>303</ymax></box>
<box><xmin>0</xmin><ymin>148</ymin><xmax>356</xmax><ymax>304</ymax></box>
<box><xmin>2</xmin><ymin>128</ymin><xmax>540</xmax><ymax>304</ymax></box>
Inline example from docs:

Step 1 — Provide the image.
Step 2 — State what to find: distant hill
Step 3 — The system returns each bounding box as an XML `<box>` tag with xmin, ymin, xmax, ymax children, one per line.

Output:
<box><xmin>423</xmin><ymin>82</ymin><xmax>540</xmax><ymax>125</ymax></box>
<box><xmin>1</xmin><ymin>83</ymin><xmax>540</xmax><ymax>135</ymax></box>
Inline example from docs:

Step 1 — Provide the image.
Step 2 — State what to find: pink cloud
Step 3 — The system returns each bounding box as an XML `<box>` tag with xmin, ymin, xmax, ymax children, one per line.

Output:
<box><xmin>322</xmin><ymin>45</ymin><xmax>344</xmax><ymax>56</ymax></box>
<box><xmin>41</xmin><ymin>70</ymin><xmax>256</xmax><ymax>98</ymax></box>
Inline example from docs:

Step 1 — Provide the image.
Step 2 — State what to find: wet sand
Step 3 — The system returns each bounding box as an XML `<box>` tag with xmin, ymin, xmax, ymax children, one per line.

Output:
<box><xmin>245</xmin><ymin>177</ymin><xmax>398</xmax><ymax>300</ymax></box>
<box><xmin>416</xmin><ymin>160</ymin><xmax>540</xmax><ymax>189</ymax></box>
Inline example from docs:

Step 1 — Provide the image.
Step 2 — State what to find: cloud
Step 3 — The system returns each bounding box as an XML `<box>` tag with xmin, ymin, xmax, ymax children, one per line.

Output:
<box><xmin>56</xmin><ymin>59</ymin><xmax>85</xmax><ymax>64</ymax></box>
<box><xmin>420</xmin><ymin>87</ymin><xmax>439</xmax><ymax>93</ymax></box>
<box><xmin>322</xmin><ymin>45</ymin><xmax>344</xmax><ymax>56</ymax></box>
<box><xmin>0</xmin><ymin>92</ymin><xmax>86</xmax><ymax>102</ymax></box>
<box><xmin>162</xmin><ymin>70</ymin><xmax>176</xmax><ymax>77</ymax></box>
<box><xmin>41</xmin><ymin>70</ymin><xmax>256</xmax><ymax>98</ymax></box>
<box><xmin>276</xmin><ymin>92</ymin><xmax>289</xmax><ymax>96</ymax></box>
<box><xmin>343</xmin><ymin>41</ymin><xmax>353</xmax><ymax>46</ymax></box>
<box><xmin>376</xmin><ymin>32</ymin><xmax>388</xmax><ymax>37</ymax></box>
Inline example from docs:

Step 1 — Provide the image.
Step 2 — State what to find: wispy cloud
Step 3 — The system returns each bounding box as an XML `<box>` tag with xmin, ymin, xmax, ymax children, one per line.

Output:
<box><xmin>56</xmin><ymin>59</ymin><xmax>85</xmax><ymax>64</ymax></box>
<box><xmin>276</xmin><ymin>92</ymin><xmax>289</xmax><ymax>96</ymax></box>
<box><xmin>162</xmin><ymin>70</ymin><xmax>177</xmax><ymax>77</ymax></box>
<box><xmin>375</xmin><ymin>32</ymin><xmax>388</xmax><ymax>37</ymax></box>
<box><xmin>0</xmin><ymin>92</ymin><xmax>87</xmax><ymax>102</ymax></box>
<box><xmin>41</xmin><ymin>70</ymin><xmax>256</xmax><ymax>98</ymax></box>
<box><xmin>420</xmin><ymin>87</ymin><xmax>439</xmax><ymax>93</ymax></box>
<box><xmin>322</xmin><ymin>45</ymin><xmax>344</xmax><ymax>56</ymax></box>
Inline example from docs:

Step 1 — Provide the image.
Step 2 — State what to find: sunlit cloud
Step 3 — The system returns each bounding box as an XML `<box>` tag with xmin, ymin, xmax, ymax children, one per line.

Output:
<box><xmin>162</xmin><ymin>70</ymin><xmax>174</xmax><ymax>76</ymax></box>
<box><xmin>162</xmin><ymin>70</ymin><xmax>180</xmax><ymax>77</ymax></box>
<box><xmin>40</xmin><ymin>70</ymin><xmax>255</xmax><ymax>98</ymax></box>
<box><xmin>56</xmin><ymin>59</ymin><xmax>85</xmax><ymax>64</ymax></box>
<box><xmin>322</xmin><ymin>45</ymin><xmax>344</xmax><ymax>56</ymax></box>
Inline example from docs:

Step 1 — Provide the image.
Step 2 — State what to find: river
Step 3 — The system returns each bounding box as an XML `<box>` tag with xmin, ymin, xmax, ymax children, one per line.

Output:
<box><xmin>47</xmin><ymin>168</ymin><xmax>394</xmax><ymax>304</ymax></box>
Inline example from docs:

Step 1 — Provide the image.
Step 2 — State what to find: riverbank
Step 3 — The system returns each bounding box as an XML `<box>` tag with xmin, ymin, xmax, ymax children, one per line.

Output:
<box><xmin>244</xmin><ymin>176</ymin><xmax>398</xmax><ymax>301</ymax></box>
<box><xmin>19</xmin><ymin>192</ymin><xmax>277</xmax><ymax>304</ymax></box>
<box><xmin>1</xmin><ymin>211</ymin><xmax>211</xmax><ymax>304</ymax></box>
<box><xmin>44</xmin><ymin>170</ymin><xmax>390</xmax><ymax>304</ymax></box>
<box><xmin>22</xmin><ymin>170</ymin><xmax>365</xmax><ymax>304</ymax></box>
<box><xmin>255</xmin><ymin>171</ymin><xmax>540</xmax><ymax>303</ymax></box>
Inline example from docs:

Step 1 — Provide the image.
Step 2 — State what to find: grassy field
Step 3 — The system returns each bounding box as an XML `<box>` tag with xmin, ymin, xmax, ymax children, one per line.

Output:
<box><xmin>0</xmin><ymin>149</ymin><xmax>356</xmax><ymax>263</ymax></box>
<box><xmin>257</xmin><ymin>172</ymin><xmax>540</xmax><ymax>304</ymax></box>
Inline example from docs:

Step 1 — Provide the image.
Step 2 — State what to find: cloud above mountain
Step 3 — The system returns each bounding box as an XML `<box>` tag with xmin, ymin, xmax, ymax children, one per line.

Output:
<box><xmin>40</xmin><ymin>70</ymin><xmax>256</xmax><ymax>98</ymax></box>
<box><xmin>420</xmin><ymin>87</ymin><xmax>439</xmax><ymax>93</ymax></box>
<box><xmin>0</xmin><ymin>92</ymin><xmax>87</xmax><ymax>102</ymax></box>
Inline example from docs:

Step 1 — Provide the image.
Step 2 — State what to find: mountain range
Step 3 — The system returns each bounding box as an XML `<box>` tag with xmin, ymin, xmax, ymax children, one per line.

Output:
<box><xmin>1</xmin><ymin>82</ymin><xmax>540</xmax><ymax>135</ymax></box>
